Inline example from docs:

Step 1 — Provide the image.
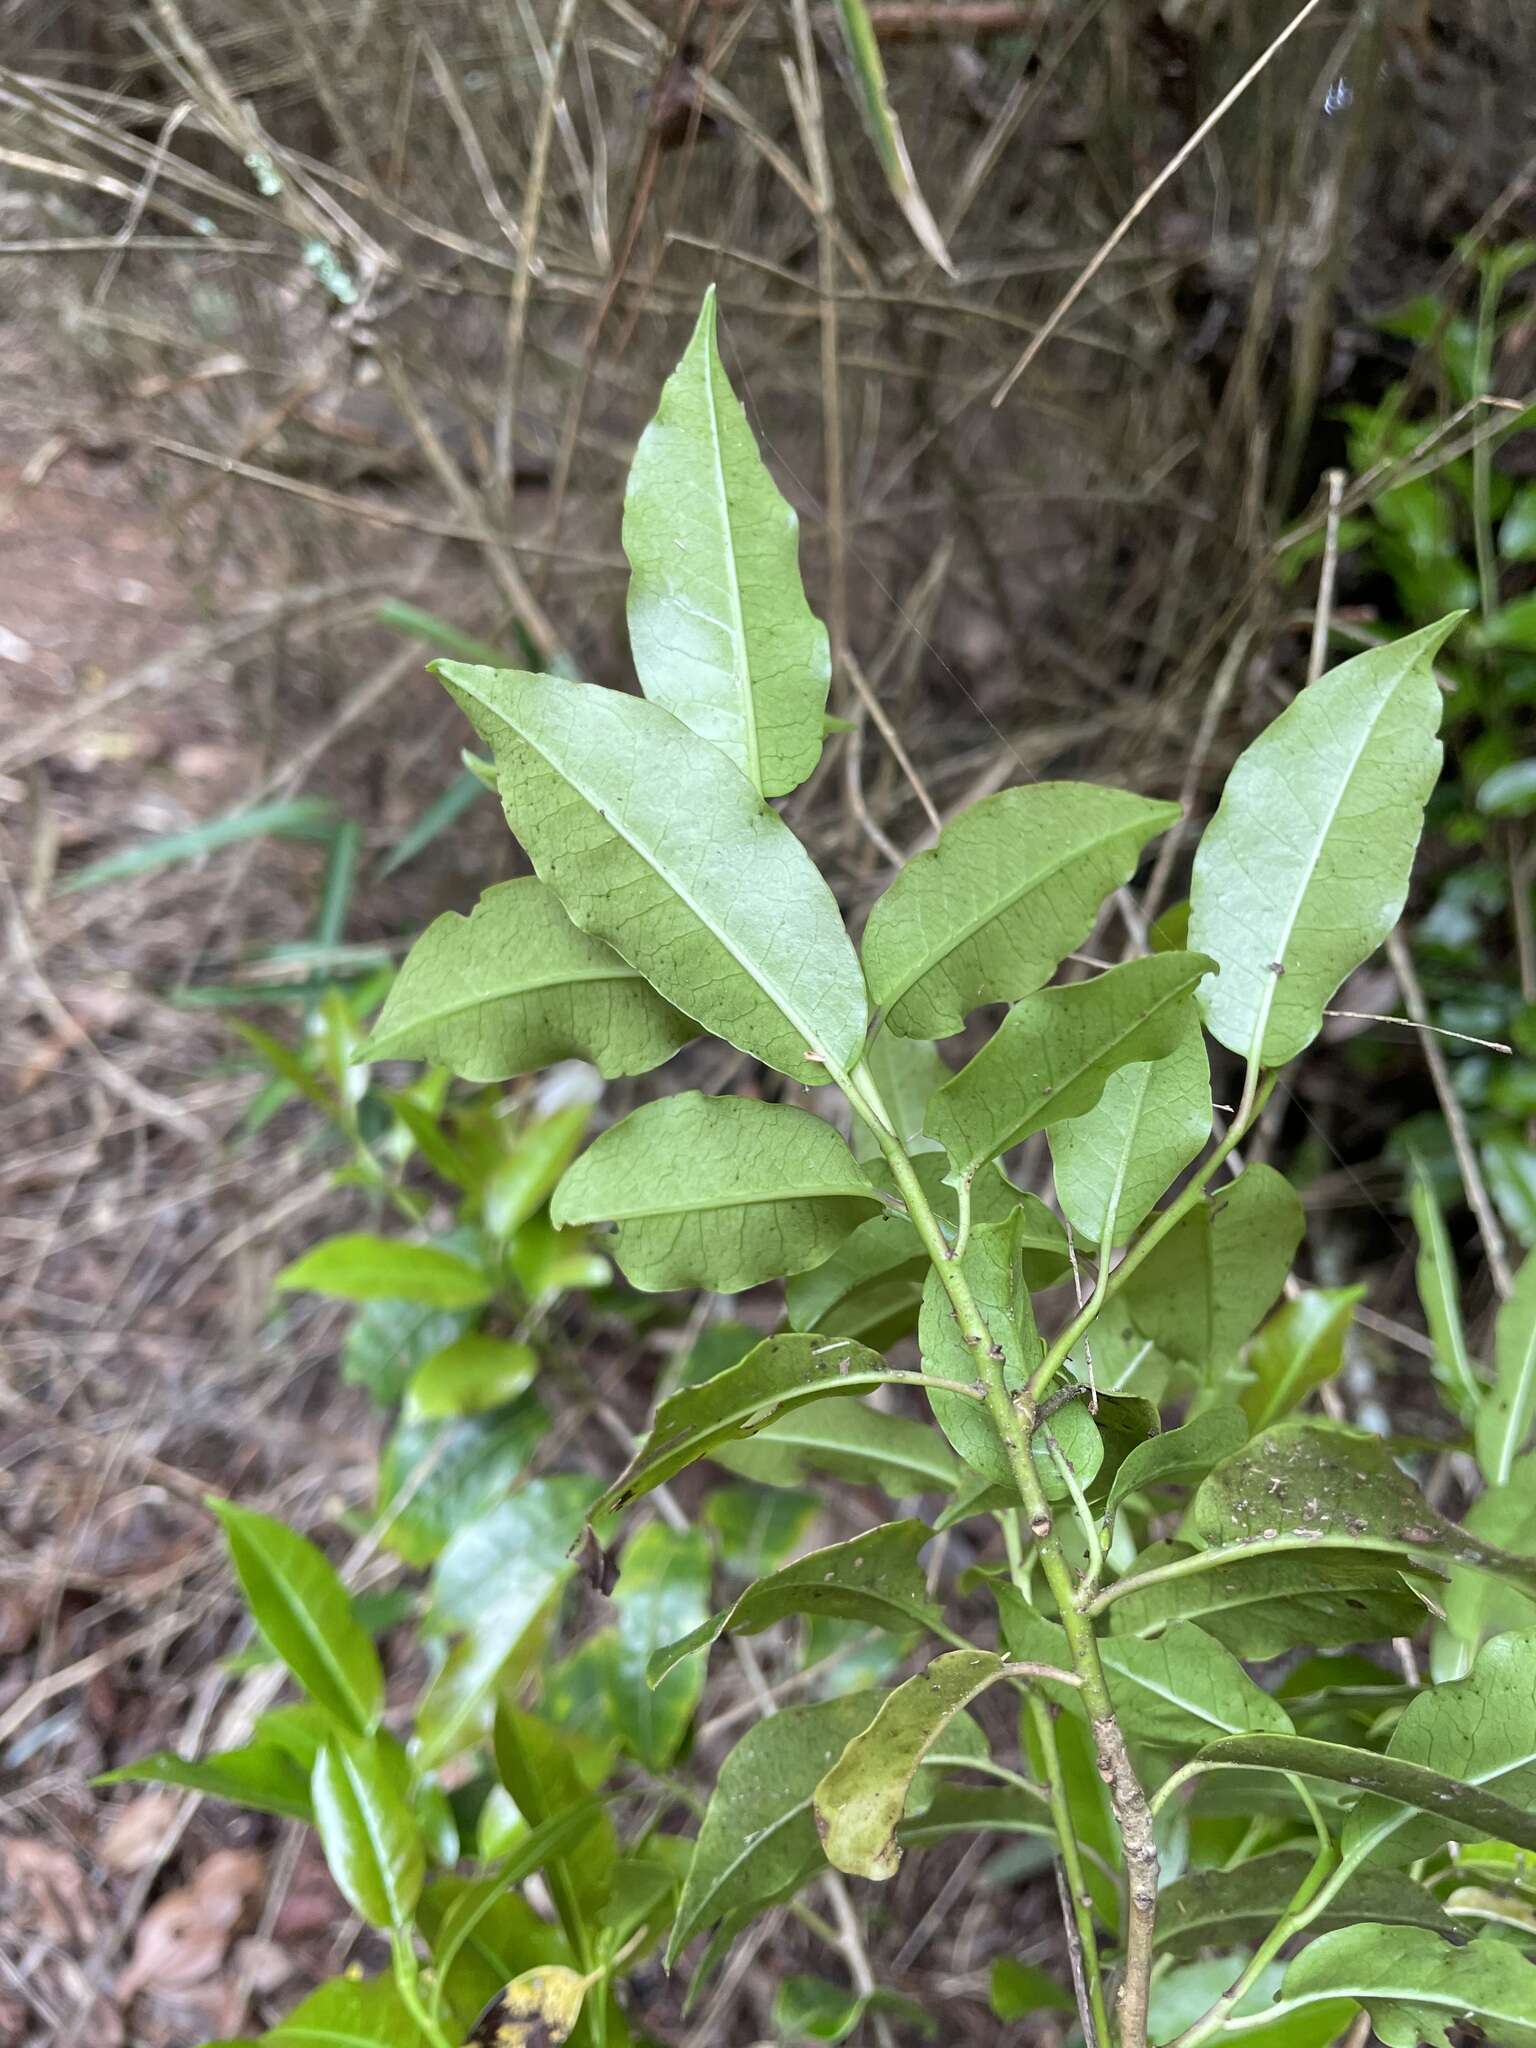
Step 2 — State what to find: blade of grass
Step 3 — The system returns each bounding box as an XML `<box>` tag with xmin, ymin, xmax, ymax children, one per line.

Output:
<box><xmin>830</xmin><ymin>0</ymin><xmax>955</xmax><ymax>276</ymax></box>
<box><xmin>59</xmin><ymin>798</ymin><xmax>339</xmax><ymax>894</ymax></box>
<box><xmin>379</xmin><ymin>769</ymin><xmax>488</xmax><ymax>878</ymax></box>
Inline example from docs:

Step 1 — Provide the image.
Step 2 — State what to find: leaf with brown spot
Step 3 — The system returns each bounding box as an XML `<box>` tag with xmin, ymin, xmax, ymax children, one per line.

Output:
<box><xmin>464</xmin><ymin>1965</ymin><xmax>588</xmax><ymax>2047</ymax></box>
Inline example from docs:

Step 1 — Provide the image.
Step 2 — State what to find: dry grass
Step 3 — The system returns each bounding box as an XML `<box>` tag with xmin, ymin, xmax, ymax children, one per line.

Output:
<box><xmin>3</xmin><ymin>0</ymin><xmax>1535</xmax><ymax>2040</ymax></box>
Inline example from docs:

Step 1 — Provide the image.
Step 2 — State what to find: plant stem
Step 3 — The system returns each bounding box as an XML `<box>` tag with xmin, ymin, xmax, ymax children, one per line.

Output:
<box><xmin>1026</xmin><ymin>1072</ymin><xmax>1280</xmax><ymax>1405</ymax></box>
<box><xmin>1024</xmin><ymin>1685</ymin><xmax>1114</xmax><ymax>2048</ymax></box>
<box><xmin>844</xmin><ymin>1065</ymin><xmax>1157</xmax><ymax>2046</ymax></box>
<box><xmin>391</xmin><ymin>1931</ymin><xmax>456</xmax><ymax>2048</ymax></box>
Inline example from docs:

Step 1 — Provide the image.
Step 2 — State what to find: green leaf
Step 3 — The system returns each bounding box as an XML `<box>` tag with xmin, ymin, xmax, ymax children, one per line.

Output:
<box><xmin>1241</xmin><ymin>1287</ymin><xmax>1363</xmax><ymax>1432</ymax></box>
<box><xmin>1409</xmin><ymin>1156</ymin><xmax>1483</xmax><ymax>1425</ymax></box>
<box><xmin>1276</xmin><ymin>1926</ymin><xmax>1536</xmax><ymax>2046</ymax></box>
<box><xmin>482</xmin><ymin>1104</ymin><xmax>591</xmax><ymax>1241</ymax></box>
<box><xmin>405</xmin><ymin>1334</ymin><xmax>538</xmax><ymax>1419</ymax></box>
<box><xmin>774</xmin><ymin>1977</ymin><xmax>934</xmax><ymax>2044</ymax></box>
<box><xmin>1122</xmin><ymin>1165</ymin><xmax>1303</xmax><ymax>1369</ymax></box>
<box><xmin>594</xmin><ymin>1333</ymin><xmax>946</xmax><ymax>1515</ymax></box>
<box><xmin>829</xmin><ymin>0</ymin><xmax>954</xmax><ymax>273</ymax></box>
<box><xmin>1049</xmin><ymin>1008</ymin><xmax>1212</xmax><ymax>1248</ymax></box>
<box><xmin>1188</xmin><ymin>619</ymin><xmax>1457</xmax><ymax>1070</ymax></box>
<box><xmin>377</xmin><ymin>1400</ymin><xmax>549</xmax><ymax>1566</ymax></box>
<box><xmin>310</xmin><ymin>1730</ymin><xmax>424</xmax><ymax>1929</ymax></box>
<box><xmin>362</xmin><ymin>878</ymin><xmax>694</xmax><ymax>1082</ymax></box>
<box><xmin>417</xmin><ymin>1476</ymin><xmax>597</xmax><ymax>1768</ymax></box>
<box><xmin>895</xmin><ymin>1782</ymin><xmax>1055</xmax><ymax>1853</ymax></box>
<box><xmin>609</xmin><ymin>1521</ymin><xmax>713</xmax><ymax>1770</ymax></box>
<box><xmin>494</xmin><ymin>1705</ymin><xmax>619</xmax><ymax>1953</ymax></box>
<box><xmin>861</xmin><ymin>784</ymin><xmax>1180</xmax><ymax>1039</ymax></box>
<box><xmin>814</xmin><ymin>1650</ymin><xmax>1007</xmax><ymax>1879</ymax></box>
<box><xmin>417</xmin><ymin>1871</ymin><xmax>577</xmax><ymax>2031</ymax></box>
<box><xmin>239</xmin><ymin>1973</ymin><xmax>422</xmax><ymax>2046</ymax></box>
<box><xmin>704</xmin><ymin>1486</ymin><xmax>820</xmax><ymax>1579</ymax></box>
<box><xmin>1192</xmin><ymin>1419</ymin><xmax>1536</xmax><ymax>1601</ymax></box>
<box><xmin>849</xmin><ymin>1034</ymin><xmax>949</xmax><ymax>1159</ymax></box>
<box><xmin>925</xmin><ymin>953</ymin><xmax>1214</xmax><ymax>1178</ymax></box>
<box><xmin>989</xmin><ymin>1959</ymin><xmax>1075</xmax><ymax>2021</ymax></box>
<box><xmin>623</xmin><ymin>288</ymin><xmax>829</xmax><ymax>800</ymax></box>
<box><xmin>1502</xmin><ymin>482</ymin><xmax>1536</xmax><ymax>563</ymax></box>
<box><xmin>1105</xmin><ymin>1406</ymin><xmax>1249</xmax><ymax>1520</ymax></box>
<box><xmin>1198</xmin><ymin>1732</ymin><xmax>1536</xmax><ymax>1864</ymax></box>
<box><xmin>342</xmin><ymin>1299</ymin><xmax>469</xmax><ymax>1406</ymax></box>
<box><xmin>1477</xmin><ymin>1242</ymin><xmax>1536</xmax><ymax>1485</ymax></box>
<box><xmin>648</xmin><ymin>1519</ymin><xmax>941</xmax><ymax>1684</ymax></box>
<box><xmin>95</xmin><ymin>1723</ymin><xmax>318</xmax><ymax>1823</ymax></box>
<box><xmin>918</xmin><ymin>1214</ymin><xmax>1102</xmax><ymax>1498</ymax></box>
<box><xmin>436</xmin><ymin>663</ymin><xmax>867</xmax><ymax>1085</ymax></box>
<box><xmin>1437</xmin><ymin>1455</ymin><xmax>1536</xmax><ymax>1672</ymax></box>
<box><xmin>670</xmin><ymin>1692</ymin><xmax>879</xmax><ymax>1961</ymax></box>
<box><xmin>1001</xmin><ymin>1594</ymin><xmax>1290</xmax><ymax>1749</ymax></box>
<box><xmin>550</xmin><ymin>1093</ymin><xmax>879</xmax><ymax>1293</ymax></box>
<box><xmin>58</xmin><ymin>796</ymin><xmax>339</xmax><ymax>894</ymax></box>
<box><xmin>277</xmin><ymin>1234</ymin><xmax>493</xmax><ymax>1309</ymax></box>
<box><xmin>1156</xmin><ymin>1851</ymin><xmax>1455</xmax><ymax>1959</ymax></box>
<box><xmin>209</xmin><ymin>1500</ymin><xmax>382</xmax><ymax>1736</ymax></box>
<box><xmin>1341</xmin><ymin>1630</ymin><xmax>1536</xmax><ymax>1867</ymax></box>
<box><xmin>720</xmin><ymin>1397</ymin><xmax>962</xmax><ymax>1498</ymax></box>
<box><xmin>1104</xmin><ymin>1545</ymin><xmax>1433</xmax><ymax>1657</ymax></box>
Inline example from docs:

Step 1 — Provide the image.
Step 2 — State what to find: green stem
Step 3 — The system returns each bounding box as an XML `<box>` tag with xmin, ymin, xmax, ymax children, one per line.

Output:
<box><xmin>1025</xmin><ymin>1685</ymin><xmax>1115</xmax><ymax>2048</ymax></box>
<box><xmin>844</xmin><ymin>1064</ymin><xmax>1157</xmax><ymax>2047</ymax></box>
<box><xmin>1026</xmin><ymin>1072</ymin><xmax>1280</xmax><ymax>1405</ymax></box>
<box><xmin>391</xmin><ymin>1931</ymin><xmax>456</xmax><ymax>2048</ymax></box>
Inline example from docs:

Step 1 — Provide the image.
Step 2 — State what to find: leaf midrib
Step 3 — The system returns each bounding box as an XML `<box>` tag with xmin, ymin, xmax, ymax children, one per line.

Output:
<box><xmin>701</xmin><ymin>305</ymin><xmax>763</xmax><ymax>793</ymax></box>
<box><xmin>472</xmin><ymin>676</ymin><xmax>844</xmax><ymax>1069</ymax></box>
<box><xmin>378</xmin><ymin>958</ymin><xmax>652</xmax><ymax>1038</ymax></box>
<box><xmin>243</xmin><ymin>1541</ymin><xmax>374</xmax><ymax>1735</ymax></box>
<box><xmin>601</xmin><ymin>1182</ymin><xmax>875</xmax><ymax>1223</ymax></box>
<box><xmin>1243</xmin><ymin>674</ymin><xmax>1401</xmax><ymax>1063</ymax></box>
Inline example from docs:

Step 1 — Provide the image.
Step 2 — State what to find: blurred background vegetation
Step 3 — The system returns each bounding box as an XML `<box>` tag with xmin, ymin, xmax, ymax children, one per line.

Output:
<box><xmin>3</xmin><ymin>1</ymin><xmax>1536</xmax><ymax>2042</ymax></box>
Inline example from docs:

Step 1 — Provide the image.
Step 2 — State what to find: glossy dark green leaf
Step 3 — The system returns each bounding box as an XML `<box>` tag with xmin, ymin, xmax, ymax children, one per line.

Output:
<box><xmin>95</xmin><ymin>1719</ymin><xmax>319</xmax><ymax>1822</ymax></box>
<box><xmin>669</xmin><ymin>1692</ymin><xmax>879</xmax><ymax>1961</ymax></box>
<box><xmin>1188</xmin><ymin>618</ymin><xmax>1457</xmax><ymax>1069</ymax></box>
<box><xmin>209</xmin><ymin>1499</ymin><xmax>382</xmax><ymax>1736</ymax></box>
<box><xmin>1192</xmin><ymin>1419</ymin><xmax>1536</xmax><ymax>1600</ymax></box>
<box><xmin>480</xmin><ymin>1103</ymin><xmax>591</xmax><ymax>1241</ymax></box>
<box><xmin>862</xmin><ymin>784</ymin><xmax>1180</xmax><ymax>1039</ymax></box>
<box><xmin>623</xmin><ymin>289</ymin><xmax>829</xmax><ymax>800</ymax></box>
<box><xmin>925</xmin><ymin>953</ymin><xmax>1214</xmax><ymax>1177</ymax></box>
<box><xmin>404</xmin><ymin>1334</ymin><xmax>538</xmax><ymax>1420</ymax></box>
<box><xmin>1122</xmin><ymin>1164</ymin><xmax>1302</xmax><ymax>1369</ymax></box>
<box><xmin>609</xmin><ymin>1521</ymin><xmax>712</xmax><ymax>1770</ymax></box>
<box><xmin>362</xmin><ymin>878</ymin><xmax>695</xmax><ymax>1081</ymax></box>
<box><xmin>277</xmin><ymin>1234</ymin><xmax>493</xmax><ymax>1309</ymax></box>
<box><xmin>1049</xmin><ymin>1007</ymin><xmax>1211</xmax><ymax>1248</ymax></box>
<box><xmin>1278</xmin><ymin>1925</ymin><xmax>1536</xmax><ymax>2045</ymax></box>
<box><xmin>1478</xmin><ymin>1242</ymin><xmax>1536</xmax><ymax>1485</ymax></box>
<box><xmin>1156</xmin><ymin>1850</ymin><xmax>1455</xmax><ymax>1959</ymax></box>
<box><xmin>551</xmin><ymin>1093</ymin><xmax>879</xmax><ymax>1293</ymax></box>
<box><xmin>815</xmin><ymin>1650</ymin><xmax>1008</xmax><ymax>1879</ymax></box>
<box><xmin>436</xmin><ymin>663</ymin><xmax>867</xmax><ymax>1086</ymax></box>
<box><xmin>648</xmin><ymin>1519</ymin><xmax>941</xmax><ymax>1684</ymax></box>
<box><xmin>594</xmin><ymin>1334</ymin><xmax>948</xmax><ymax>1515</ymax></box>
<box><xmin>311</xmin><ymin>1730</ymin><xmax>424</xmax><ymax>1929</ymax></box>
<box><xmin>1105</xmin><ymin>1405</ymin><xmax>1249</xmax><ymax>1520</ymax></box>
<box><xmin>1241</xmin><ymin>1287</ymin><xmax>1363</xmax><ymax>1432</ymax></box>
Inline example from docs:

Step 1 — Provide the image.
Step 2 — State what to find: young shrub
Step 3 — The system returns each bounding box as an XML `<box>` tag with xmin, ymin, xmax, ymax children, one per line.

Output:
<box><xmin>104</xmin><ymin>292</ymin><xmax>1536</xmax><ymax>2048</ymax></box>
